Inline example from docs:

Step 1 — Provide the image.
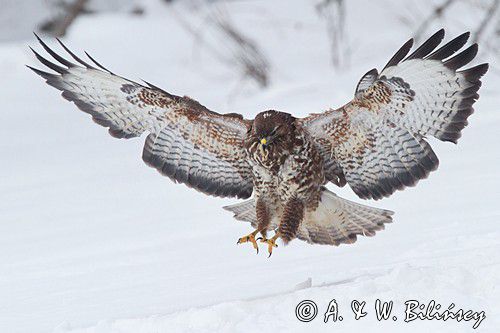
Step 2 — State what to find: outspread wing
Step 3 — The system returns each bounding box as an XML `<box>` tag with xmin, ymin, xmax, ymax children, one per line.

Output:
<box><xmin>300</xmin><ymin>29</ymin><xmax>488</xmax><ymax>200</ymax></box>
<box><xmin>29</xmin><ymin>35</ymin><xmax>253</xmax><ymax>199</ymax></box>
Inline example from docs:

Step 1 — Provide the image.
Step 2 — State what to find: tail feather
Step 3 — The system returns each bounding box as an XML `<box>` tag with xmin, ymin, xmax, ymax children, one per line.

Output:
<box><xmin>297</xmin><ymin>189</ymin><xmax>393</xmax><ymax>245</ymax></box>
<box><xmin>223</xmin><ymin>188</ymin><xmax>393</xmax><ymax>246</ymax></box>
<box><xmin>223</xmin><ymin>199</ymin><xmax>257</xmax><ymax>228</ymax></box>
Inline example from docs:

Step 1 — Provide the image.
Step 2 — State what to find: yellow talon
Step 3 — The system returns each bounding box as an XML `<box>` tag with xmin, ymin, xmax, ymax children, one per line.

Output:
<box><xmin>259</xmin><ymin>233</ymin><xmax>279</xmax><ymax>257</ymax></box>
<box><xmin>237</xmin><ymin>230</ymin><xmax>260</xmax><ymax>253</ymax></box>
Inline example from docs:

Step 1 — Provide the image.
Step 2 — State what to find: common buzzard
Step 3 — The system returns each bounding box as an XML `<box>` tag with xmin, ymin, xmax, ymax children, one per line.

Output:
<box><xmin>29</xmin><ymin>30</ymin><xmax>487</xmax><ymax>256</ymax></box>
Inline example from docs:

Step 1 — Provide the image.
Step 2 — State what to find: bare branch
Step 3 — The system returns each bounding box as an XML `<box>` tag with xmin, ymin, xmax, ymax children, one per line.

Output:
<box><xmin>413</xmin><ymin>0</ymin><xmax>456</xmax><ymax>42</ymax></box>
<box><xmin>211</xmin><ymin>13</ymin><xmax>270</xmax><ymax>87</ymax></box>
<box><xmin>472</xmin><ymin>0</ymin><xmax>500</xmax><ymax>43</ymax></box>
<box><xmin>171</xmin><ymin>3</ymin><xmax>270</xmax><ymax>88</ymax></box>
<box><xmin>39</xmin><ymin>0</ymin><xmax>89</xmax><ymax>37</ymax></box>
<box><xmin>316</xmin><ymin>0</ymin><xmax>350</xmax><ymax>70</ymax></box>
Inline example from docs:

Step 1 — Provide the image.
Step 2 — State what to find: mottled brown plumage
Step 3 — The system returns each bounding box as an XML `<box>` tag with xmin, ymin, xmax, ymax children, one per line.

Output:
<box><xmin>29</xmin><ymin>30</ymin><xmax>488</xmax><ymax>255</ymax></box>
<box><xmin>244</xmin><ymin>110</ymin><xmax>326</xmax><ymax>246</ymax></box>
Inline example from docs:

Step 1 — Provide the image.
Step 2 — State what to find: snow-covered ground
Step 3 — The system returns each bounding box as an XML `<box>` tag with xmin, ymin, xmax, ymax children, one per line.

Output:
<box><xmin>1</xmin><ymin>0</ymin><xmax>499</xmax><ymax>332</ymax></box>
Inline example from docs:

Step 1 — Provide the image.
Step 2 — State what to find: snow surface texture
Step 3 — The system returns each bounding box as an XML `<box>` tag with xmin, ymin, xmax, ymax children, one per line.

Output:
<box><xmin>1</xmin><ymin>0</ymin><xmax>499</xmax><ymax>332</ymax></box>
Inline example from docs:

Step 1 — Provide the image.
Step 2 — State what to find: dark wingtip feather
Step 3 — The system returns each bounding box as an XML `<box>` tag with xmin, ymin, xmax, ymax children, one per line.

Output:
<box><xmin>29</xmin><ymin>46</ymin><xmax>67</xmax><ymax>74</ymax></box>
<box><xmin>33</xmin><ymin>31</ymin><xmax>45</xmax><ymax>44</ymax></box>
<box><xmin>26</xmin><ymin>65</ymin><xmax>57</xmax><ymax>80</ymax></box>
<box><xmin>84</xmin><ymin>51</ymin><xmax>114</xmax><ymax>74</ymax></box>
<box><xmin>34</xmin><ymin>33</ymin><xmax>76</xmax><ymax>68</ymax></box>
<box><xmin>444</xmin><ymin>43</ymin><xmax>478</xmax><ymax>70</ymax></box>
<box><xmin>460</xmin><ymin>63</ymin><xmax>489</xmax><ymax>82</ymax></box>
<box><xmin>439</xmin><ymin>62</ymin><xmax>487</xmax><ymax>143</ymax></box>
<box><xmin>142</xmin><ymin>80</ymin><xmax>176</xmax><ymax>98</ymax></box>
<box><xmin>405</xmin><ymin>29</ymin><xmax>445</xmax><ymax>60</ymax></box>
<box><xmin>364</xmin><ymin>68</ymin><xmax>378</xmax><ymax>76</ymax></box>
<box><xmin>427</xmin><ymin>32</ymin><xmax>470</xmax><ymax>60</ymax></box>
<box><xmin>56</xmin><ymin>38</ymin><xmax>96</xmax><ymax>69</ymax></box>
<box><xmin>383</xmin><ymin>38</ymin><xmax>414</xmax><ymax>71</ymax></box>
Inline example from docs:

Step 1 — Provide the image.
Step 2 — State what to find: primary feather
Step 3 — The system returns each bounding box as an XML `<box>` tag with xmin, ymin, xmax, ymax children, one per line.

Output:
<box><xmin>300</xmin><ymin>30</ymin><xmax>488</xmax><ymax>200</ymax></box>
<box><xmin>29</xmin><ymin>35</ymin><xmax>253</xmax><ymax>199</ymax></box>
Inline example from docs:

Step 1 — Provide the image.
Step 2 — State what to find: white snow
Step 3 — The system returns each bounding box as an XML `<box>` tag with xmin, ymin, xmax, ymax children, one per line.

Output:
<box><xmin>0</xmin><ymin>0</ymin><xmax>499</xmax><ymax>332</ymax></box>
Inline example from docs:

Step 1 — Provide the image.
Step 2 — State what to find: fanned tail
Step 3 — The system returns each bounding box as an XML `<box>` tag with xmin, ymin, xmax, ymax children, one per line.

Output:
<box><xmin>223</xmin><ymin>199</ymin><xmax>257</xmax><ymax>228</ymax></box>
<box><xmin>223</xmin><ymin>188</ymin><xmax>393</xmax><ymax>246</ymax></box>
<box><xmin>297</xmin><ymin>188</ymin><xmax>394</xmax><ymax>246</ymax></box>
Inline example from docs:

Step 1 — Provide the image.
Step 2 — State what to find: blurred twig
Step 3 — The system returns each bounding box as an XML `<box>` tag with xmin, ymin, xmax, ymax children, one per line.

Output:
<box><xmin>211</xmin><ymin>12</ymin><xmax>270</xmax><ymax>87</ymax></box>
<box><xmin>316</xmin><ymin>0</ymin><xmax>350</xmax><ymax>70</ymax></box>
<box><xmin>414</xmin><ymin>0</ymin><xmax>456</xmax><ymax>42</ymax></box>
<box><xmin>39</xmin><ymin>0</ymin><xmax>88</xmax><ymax>37</ymax></box>
<box><xmin>401</xmin><ymin>0</ymin><xmax>499</xmax><ymax>75</ymax></box>
<box><xmin>472</xmin><ymin>0</ymin><xmax>500</xmax><ymax>43</ymax></box>
<box><xmin>171</xmin><ymin>2</ymin><xmax>270</xmax><ymax>88</ymax></box>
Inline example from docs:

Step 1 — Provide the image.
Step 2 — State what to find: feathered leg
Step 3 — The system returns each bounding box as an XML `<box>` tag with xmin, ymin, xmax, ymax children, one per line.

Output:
<box><xmin>256</xmin><ymin>198</ymin><xmax>271</xmax><ymax>237</ymax></box>
<box><xmin>260</xmin><ymin>197</ymin><xmax>304</xmax><ymax>257</ymax></box>
<box><xmin>279</xmin><ymin>197</ymin><xmax>304</xmax><ymax>243</ymax></box>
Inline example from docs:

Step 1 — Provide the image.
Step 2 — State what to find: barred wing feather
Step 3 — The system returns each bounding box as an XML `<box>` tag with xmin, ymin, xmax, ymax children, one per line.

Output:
<box><xmin>300</xmin><ymin>29</ymin><xmax>488</xmax><ymax>200</ymax></box>
<box><xmin>29</xmin><ymin>35</ymin><xmax>253</xmax><ymax>199</ymax></box>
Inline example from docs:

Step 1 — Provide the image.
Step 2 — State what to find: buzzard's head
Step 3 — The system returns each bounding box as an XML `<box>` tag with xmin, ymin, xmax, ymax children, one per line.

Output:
<box><xmin>246</xmin><ymin>111</ymin><xmax>295</xmax><ymax>162</ymax></box>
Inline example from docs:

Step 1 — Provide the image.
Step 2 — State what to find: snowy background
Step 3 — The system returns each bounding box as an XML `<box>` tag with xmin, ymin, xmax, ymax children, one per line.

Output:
<box><xmin>0</xmin><ymin>0</ymin><xmax>499</xmax><ymax>332</ymax></box>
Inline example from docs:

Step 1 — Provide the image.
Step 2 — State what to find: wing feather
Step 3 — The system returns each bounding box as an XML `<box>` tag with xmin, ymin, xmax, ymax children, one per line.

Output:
<box><xmin>428</xmin><ymin>32</ymin><xmax>470</xmax><ymax>60</ymax></box>
<box><xmin>404</xmin><ymin>28</ymin><xmax>444</xmax><ymax>60</ymax></box>
<box><xmin>300</xmin><ymin>30</ymin><xmax>487</xmax><ymax>200</ymax></box>
<box><xmin>354</xmin><ymin>68</ymin><xmax>378</xmax><ymax>97</ymax></box>
<box><xmin>382</xmin><ymin>38</ymin><xmax>413</xmax><ymax>71</ymax></box>
<box><xmin>30</xmin><ymin>37</ymin><xmax>253</xmax><ymax>199</ymax></box>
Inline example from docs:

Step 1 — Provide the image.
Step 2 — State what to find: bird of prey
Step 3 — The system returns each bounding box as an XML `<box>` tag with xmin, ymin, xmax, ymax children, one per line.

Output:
<box><xmin>29</xmin><ymin>30</ymin><xmax>487</xmax><ymax>256</ymax></box>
